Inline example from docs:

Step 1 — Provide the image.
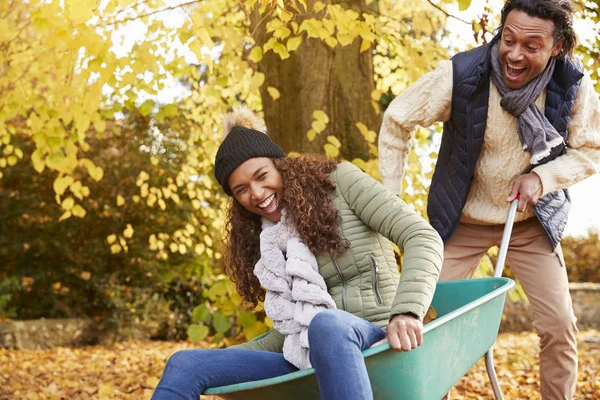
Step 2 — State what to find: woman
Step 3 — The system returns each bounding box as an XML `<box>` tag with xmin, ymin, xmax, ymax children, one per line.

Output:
<box><xmin>153</xmin><ymin>107</ymin><xmax>444</xmax><ymax>400</ymax></box>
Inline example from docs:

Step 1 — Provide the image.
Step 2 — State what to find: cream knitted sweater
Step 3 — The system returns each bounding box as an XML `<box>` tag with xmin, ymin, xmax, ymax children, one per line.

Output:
<box><xmin>379</xmin><ymin>60</ymin><xmax>600</xmax><ymax>225</ymax></box>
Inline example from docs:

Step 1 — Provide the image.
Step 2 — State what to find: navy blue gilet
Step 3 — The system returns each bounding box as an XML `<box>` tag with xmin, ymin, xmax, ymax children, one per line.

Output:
<box><xmin>427</xmin><ymin>41</ymin><xmax>584</xmax><ymax>249</ymax></box>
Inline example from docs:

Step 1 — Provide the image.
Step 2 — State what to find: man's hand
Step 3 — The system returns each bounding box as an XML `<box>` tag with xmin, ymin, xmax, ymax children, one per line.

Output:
<box><xmin>507</xmin><ymin>172</ymin><xmax>543</xmax><ymax>212</ymax></box>
<box><xmin>383</xmin><ymin>313</ymin><xmax>423</xmax><ymax>352</ymax></box>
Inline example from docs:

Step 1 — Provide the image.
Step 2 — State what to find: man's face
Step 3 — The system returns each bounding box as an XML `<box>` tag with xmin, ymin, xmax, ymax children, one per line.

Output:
<box><xmin>499</xmin><ymin>9</ymin><xmax>564</xmax><ymax>89</ymax></box>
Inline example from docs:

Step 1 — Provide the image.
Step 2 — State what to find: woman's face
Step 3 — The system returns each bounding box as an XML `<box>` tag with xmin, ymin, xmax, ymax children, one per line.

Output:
<box><xmin>228</xmin><ymin>157</ymin><xmax>284</xmax><ymax>222</ymax></box>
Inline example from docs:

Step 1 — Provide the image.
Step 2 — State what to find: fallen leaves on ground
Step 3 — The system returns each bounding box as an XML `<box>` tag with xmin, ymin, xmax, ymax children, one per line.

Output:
<box><xmin>0</xmin><ymin>330</ymin><xmax>597</xmax><ymax>399</ymax></box>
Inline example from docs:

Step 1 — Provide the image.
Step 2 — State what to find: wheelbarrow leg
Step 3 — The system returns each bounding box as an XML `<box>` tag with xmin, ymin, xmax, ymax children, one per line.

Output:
<box><xmin>485</xmin><ymin>347</ymin><xmax>504</xmax><ymax>400</ymax></box>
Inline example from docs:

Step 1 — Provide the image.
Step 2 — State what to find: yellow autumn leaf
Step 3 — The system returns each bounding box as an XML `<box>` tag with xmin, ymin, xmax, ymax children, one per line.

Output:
<box><xmin>324</xmin><ymin>37</ymin><xmax>338</xmax><ymax>49</ymax></box>
<box><xmin>197</xmin><ymin>27</ymin><xmax>214</xmax><ymax>47</ymax></box>
<box><xmin>90</xmin><ymin>166</ymin><xmax>104</xmax><ymax>182</ymax></box>
<box><xmin>145</xmin><ymin>376</ymin><xmax>160</xmax><ymax>389</ymax></box>
<box><xmin>53</xmin><ymin>176</ymin><xmax>74</xmax><ymax>197</ymax></box>
<box><xmin>313</xmin><ymin>110</ymin><xmax>329</xmax><ymax>123</ymax></box>
<box><xmin>192</xmin><ymin>237</ymin><xmax>205</xmax><ymax>251</ymax></box>
<box><xmin>61</xmin><ymin>197</ymin><xmax>75</xmax><ymax>211</ymax></box>
<box><xmin>267</xmin><ymin>87</ymin><xmax>280</xmax><ymax>100</ymax></box>
<box><xmin>286</xmin><ymin>36</ymin><xmax>302</xmax><ymax>52</ymax></box>
<box><xmin>116</xmin><ymin>195</ymin><xmax>125</xmax><ymax>206</ymax></box>
<box><xmin>323</xmin><ymin>143</ymin><xmax>339</xmax><ymax>158</ymax></box>
<box><xmin>80</xmin><ymin>271</ymin><xmax>92</xmax><ymax>281</ymax></box>
<box><xmin>360</xmin><ymin>39</ymin><xmax>371</xmax><ymax>53</ymax></box>
<box><xmin>204</xmin><ymin>235</ymin><xmax>213</xmax><ymax>247</ymax></box>
<box><xmin>313</xmin><ymin>1</ymin><xmax>326</xmax><ymax>12</ymax></box>
<box><xmin>65</xmin><ymin>0</ymin><xmax>100</xmax><ymax>25</ymax></box>
<box><xmin>246</xmin><ymin>47</ymin><xmax>262</xmax><ymax>64</ymax></box>
<box><xmin>70</xmin><ymin>181</ymin><xmax>83</xmax><ymax>200</ymax></box>
<box><xmin>356</xmin><ymin>122</ymin><xmax>369</xmax><ymax>136</ymax></box>
<box><xmin>327</xmin><ymin>135</ymin><xmax>341</xmax><ymax>148</ymax></box>
<box><xmin>71</xmin><ymin>205</ymin><xmax>86</xmax><ymax>218</ymax></box>
<box><xmin>307</xmin><ymin>129</ymin><xmax>317</xmax><ymax>142</ymax></box>
<box><xmin>106</xmin><ymin>234</ymin><xmax>117</xmax><ymax>245</ymax></box>
<box><xmin>59</xmin><ymin>211</ymin><xmax>72</xmax><ymax>222</ymax></box>
<box><xmin>272</xmin><ymin>42</ymin><xmax>290</xmax><ymax>59</ymax></box>
<box><xmin>312</xmin><ymin>120</ymin><xmax>326</xmax><ymax>133</ymax></box>
<box><xmin>110</xmin><ymin>244</ymin><xmax>122</xmax><ymax>254</ymax></box>
<box><xmin>123</xmin><ymin>224</ymin><xmax>134</xmax><ymax>238</ymax></box>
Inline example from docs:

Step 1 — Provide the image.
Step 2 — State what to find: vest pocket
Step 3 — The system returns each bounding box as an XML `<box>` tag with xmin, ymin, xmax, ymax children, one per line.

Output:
<box><xmin>368</xmin><ymin>255</ymin><xmax>383</xmax><ymax>305</ymax></box>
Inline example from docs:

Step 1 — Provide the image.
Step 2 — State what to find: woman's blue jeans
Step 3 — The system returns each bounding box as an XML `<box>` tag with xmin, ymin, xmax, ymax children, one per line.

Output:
<box><xmin>152</xmin><ymin>309</ymin><xmax>386</xmax><ymax>400</ymax></box>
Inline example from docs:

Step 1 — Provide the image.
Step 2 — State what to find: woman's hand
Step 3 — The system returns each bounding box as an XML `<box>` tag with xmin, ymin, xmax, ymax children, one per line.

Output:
<box><xmin>382</xmin><ymin>313</ymin><xmax>423</xmax><ymax>351</ymax></box>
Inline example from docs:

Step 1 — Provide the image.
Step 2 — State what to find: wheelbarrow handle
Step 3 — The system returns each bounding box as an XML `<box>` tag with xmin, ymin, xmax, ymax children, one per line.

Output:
<box><xmin>493</xmin><ymin>195</ymin><xmax>520</xmax><ymax>278</ymax></box>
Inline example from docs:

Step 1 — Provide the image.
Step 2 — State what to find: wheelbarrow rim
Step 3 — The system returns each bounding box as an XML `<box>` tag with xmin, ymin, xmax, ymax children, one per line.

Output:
<box><xmin>204</xmin><ymin>277</ymin><xmax>514</xmax><ymax>395</ymax></box>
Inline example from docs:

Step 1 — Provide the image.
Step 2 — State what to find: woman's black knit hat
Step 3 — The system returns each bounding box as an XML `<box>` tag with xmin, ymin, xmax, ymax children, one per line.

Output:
<box><xmin>214</xmin><ymin>107</ymin><xmax>285</xmax><ymax>195</ymax></box>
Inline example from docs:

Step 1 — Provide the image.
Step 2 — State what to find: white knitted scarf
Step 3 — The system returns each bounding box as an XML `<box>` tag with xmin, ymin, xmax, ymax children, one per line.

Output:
<box><xmin>254</xmin><ymin>209</ymin><xmax>337</xmax><ymax>369</ymax></box>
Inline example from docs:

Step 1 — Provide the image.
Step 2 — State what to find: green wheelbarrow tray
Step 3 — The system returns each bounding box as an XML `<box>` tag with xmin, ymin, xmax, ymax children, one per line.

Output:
<box><xmin>204</xmin><ymin>276</ymin><xmax>515</xmax><ymax>400</ymax></box>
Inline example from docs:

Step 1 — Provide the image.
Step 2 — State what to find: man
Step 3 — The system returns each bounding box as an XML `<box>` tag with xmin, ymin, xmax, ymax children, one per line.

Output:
<box><xmin>378</xmin><ymin>0</ymin><xmax>600</xmax><ymax>398</ymax></box>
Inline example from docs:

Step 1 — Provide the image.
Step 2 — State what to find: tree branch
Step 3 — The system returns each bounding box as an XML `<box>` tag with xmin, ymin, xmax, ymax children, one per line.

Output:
<box><xmin>427</xmin><ymin>0</ymin><xmax>470</xmax><ymax>25</ymax></box>
<box><xmin>95</xmin><ymin>0</ymin><xmax>201</xmax><ymax>28</ymax></box>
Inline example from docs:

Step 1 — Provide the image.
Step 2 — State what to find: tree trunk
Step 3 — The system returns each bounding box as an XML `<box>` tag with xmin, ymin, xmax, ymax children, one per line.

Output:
<box><xmin>250</xmin><ymin>1</ymin><xmax>380</xmax><ymax>161</ymax></box>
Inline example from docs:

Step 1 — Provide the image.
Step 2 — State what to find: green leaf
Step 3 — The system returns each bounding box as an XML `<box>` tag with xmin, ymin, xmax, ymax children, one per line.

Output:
<box><xmin>212</xmin><ymin>311</ymin><xmax>230</xmax><ymax>334</ymax></box>
<box><xmin>220</xmin><ymin>299</ymin><xmax>236</xmax><ymax>316</ymax></box>
<box><xmin>208</xmin><ymin>279</ymin><xmax>228</xmax><ymax>299</ymax></box>
<box><xmin>238</xmin><ymin>311</ymin><xmax>257</xmax><ymax>328</ymax></box>
<box><xmin>187</xmin><ymin>324</ymin><xmax>209</xmax><ymax>342</ymax></box>
<box><xmin>192</xmin><ymin>304</ymin><xmax>210</xmax><ymax>322</ymax></box>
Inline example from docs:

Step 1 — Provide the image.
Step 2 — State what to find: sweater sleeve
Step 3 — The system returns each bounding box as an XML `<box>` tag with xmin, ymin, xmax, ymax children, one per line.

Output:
<box><xmin>230</xmin><ymin>329</ymin><xmax>284</xmax><ymax>353</ymax></box>
<box><xmin>378</xmin><ymin>60</ymin><xmax>453</xmax><ymax>195</ymax></box>
<box><xmin>334</xmin><ymin>162</ymin><xmax>444</xmax><ymax>320</ymax></box>
<box><xmin>532</xmin><ymin>74</ymin><xmax>600</xmax><ymax>195</ymax></box>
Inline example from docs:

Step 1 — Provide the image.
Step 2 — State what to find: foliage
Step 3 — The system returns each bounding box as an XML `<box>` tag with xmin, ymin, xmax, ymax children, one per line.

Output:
<box><xmin>562</xmin><ymin>230</ymin><xmax>600</xmax><ymax>282</ymax></box>
<box><xmin>1</xmin><ymin>330</ymin><xmax>598</xmax><ymax>399</ymax></box>
<box><xmin>0</xmin><ymin>110</ymin><xmax>227</xmax><ymax>334</ymax></box>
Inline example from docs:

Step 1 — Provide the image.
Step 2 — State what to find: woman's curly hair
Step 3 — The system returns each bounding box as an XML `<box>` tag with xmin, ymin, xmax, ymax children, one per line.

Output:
<box><xmin>224</xmin><ymin>155</ymin><xmax>349</xmax><ymax>306</ymax></box>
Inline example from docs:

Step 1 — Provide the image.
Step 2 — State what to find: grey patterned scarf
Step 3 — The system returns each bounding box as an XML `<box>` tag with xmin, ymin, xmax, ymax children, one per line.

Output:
<box><xmin>490</xmin><ymin>42</ymin><xmax>564</xmax><ymax>165</ymax></box>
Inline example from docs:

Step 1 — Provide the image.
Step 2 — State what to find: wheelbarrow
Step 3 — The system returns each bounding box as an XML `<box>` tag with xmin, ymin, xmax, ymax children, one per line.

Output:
<box><xmin>205</xmin><ymin>199</ymin><xmax>520</xmax><ymax>400</ymax></box>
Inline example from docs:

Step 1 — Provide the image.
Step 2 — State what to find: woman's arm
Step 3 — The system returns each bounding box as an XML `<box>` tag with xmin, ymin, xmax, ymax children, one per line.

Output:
<box><xmin>334</xmin><ymin>162</ymin><xmax>444</xmax><ymax>321</ymax></box>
